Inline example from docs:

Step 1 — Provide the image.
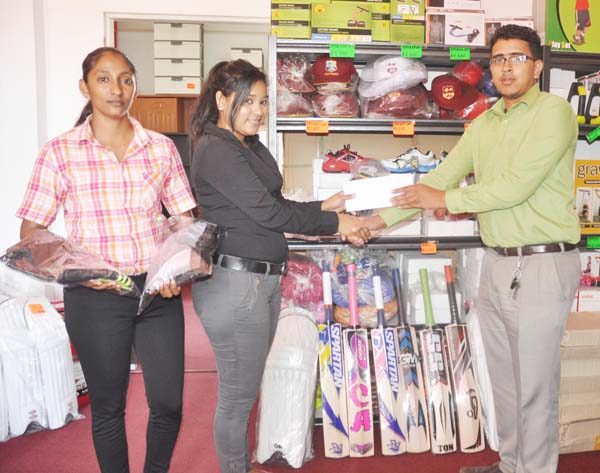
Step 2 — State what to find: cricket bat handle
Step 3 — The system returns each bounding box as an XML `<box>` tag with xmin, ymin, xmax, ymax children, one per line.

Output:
<box><xmin>372</xmin><ymin>263</ymin><xmax>385</xmax><ymax>328</ymax></box>
<box><xmin>347</xmin><ymin>263</ymin><xmax>359</xmax><ymax>328</ymax></box>
<box><xmin>322</xmin><ymin>261</ymin><xmax>334</xmax><ymax>324</ymax></box>
<box><xmin>392</xmin><ymin>268</ymin><xmax>408</xmax><ymax>326</ymax></box>
<box><xmin>419</xmin><ymin>268</ymin><xmax>435</xmax><ymax>328</ymax></box>
<box><xmin>444</xmin><ymin>265</ymin><xmax>460</xmax><ymax>325</ymax></box>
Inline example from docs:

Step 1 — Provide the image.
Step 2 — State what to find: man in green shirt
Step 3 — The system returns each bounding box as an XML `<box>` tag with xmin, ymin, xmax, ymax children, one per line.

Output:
<box><xmin>366</xmin><ymin>25</ymin><xmax>581</xmax><ymax>473</ymax></box>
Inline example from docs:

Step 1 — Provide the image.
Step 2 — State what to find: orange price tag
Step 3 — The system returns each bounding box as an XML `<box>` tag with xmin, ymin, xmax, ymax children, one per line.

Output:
<box><xmin>393</xmin><ymin>121</ymin><xmax>415</xmax><ymax>136</ymax></box>
<box><xmin>464</xmin><ymin>122</ymin><xmax>470</xmax><ymax>130</ymax></box>
<box><xmin>305</xmin><ymin>120</ymin><xmax>329</xmax><ymax>134</ymax></box>
<box><xmin>186</xmin><ymin>83</ymin><xmax>196</xmax><ymax>89</ymax></box>
<box><xmin>28</xmin><ymin>303</ymin><xmax>46</xmax><ymax>314</ymax></box>
<box><xmin>421</xmin><ymin>241</ymin><xmax>438</xmax><ymax>255</ymax></box>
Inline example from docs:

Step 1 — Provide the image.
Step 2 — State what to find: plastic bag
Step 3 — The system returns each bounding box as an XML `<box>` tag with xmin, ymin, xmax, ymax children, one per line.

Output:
<box><xmin>277</xmin><ymin>54</ymin><xmax>315</xmax><ymax>93</ymax></box>
<box><xmin>280</xmin><ymin>253</ymin><xmax>324</xmax><ymax>321</ymax></box>
<box><xmin>137</xmin><ymin>216</ymin><xmax>221</xmax><ymax>315</ymax></box>
<box><xmin>0</xmin><ymin>230</ymin><xmax>139</xmax><ymax>296</ymax></box>
<box><xmin>277</xmin><ymin>87</ymin><xmax>314</xmax><ymax>117</ymax></box>
<box><xmin>254</xmin><ymin>307</ymin><xmax>318</xmax><ymax>468</ymax></box>
<box><xmin>312</xmin><ymin>92</ymin><xmax>360</xmax><ymax>118</ymax></box>
<box><xmin>360</xmin><ymin>85</ymin><xmax>437</xmax><ymax>119</ymax></box>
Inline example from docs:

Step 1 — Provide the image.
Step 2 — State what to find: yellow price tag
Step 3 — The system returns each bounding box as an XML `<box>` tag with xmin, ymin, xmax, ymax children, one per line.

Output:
<box><xmin>306</xmin><ymin>120</ymin><xmax>329</xmax><ymax>134</ymax></box>
<box><xmin>421</xmin><ymin>241</ymin><xmax>438</xmax><ymax>255</ymax></box>
<box><xmin>393</xmin><ymin>121</ymin><xmax>415</xmax><ymax>136</ymax></box>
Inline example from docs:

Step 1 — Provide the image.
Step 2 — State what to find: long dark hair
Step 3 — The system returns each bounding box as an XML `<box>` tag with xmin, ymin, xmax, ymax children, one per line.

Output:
<box><xmin>75</xmin><ymin>47</ymin><xmax>136</xmax><ymax>127</ymax></box>
<box><xmin>190</xmin><ymin>59</ymin><xmax>267</xmax><ymax>147</ymax></box>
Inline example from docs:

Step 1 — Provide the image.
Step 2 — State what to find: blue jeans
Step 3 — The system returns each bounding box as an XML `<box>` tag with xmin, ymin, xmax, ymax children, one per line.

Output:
<box><xmin>192</xmin><ymin>265</ymin><xmax>281</xmax><ymax>473</ymax></box>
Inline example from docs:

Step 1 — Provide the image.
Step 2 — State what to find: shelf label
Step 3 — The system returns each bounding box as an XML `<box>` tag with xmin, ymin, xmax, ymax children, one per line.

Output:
<box><xmin>306</xmin><ymin>120</ymin><xmax>329</xmax><ymax>134</ymax></box>
<box><xmin>401</xmin><ymin>44</ymin><xmax>423</xmax><ymax>59</ymax></box>
<box><xmin>449</xmin><ymin>47</ymin><xmax>471</xmax><ymax>61</ymax></box>
<box><xmin>393</xmin><ymin>121</ymin><xmax>415</xmax><ymax>136</ymax></box>
<box><xmin>587</xmin><ymin>236</ymin><xmax>600</xmax><ymax>249</ymax></box>
<box><xmin>329</xmin><ymin>43</ymin><xmax>355</xmax><ymax>58</ymax></box>
<box><xmin>421</xmin><ymin>241</ymin><xmax>438</xmax><ymax>254</ymax></box>
<box><xmin>587</xmin><ymin>127</ymin><xmax>600</xmax><ymax>143</ymax></box>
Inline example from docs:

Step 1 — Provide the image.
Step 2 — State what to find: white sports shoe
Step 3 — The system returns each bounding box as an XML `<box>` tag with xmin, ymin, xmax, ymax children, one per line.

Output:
<box><xmin>382</xmin><ymin>148</ymin><xmax>437</xmax><ymax>173</ymax></box>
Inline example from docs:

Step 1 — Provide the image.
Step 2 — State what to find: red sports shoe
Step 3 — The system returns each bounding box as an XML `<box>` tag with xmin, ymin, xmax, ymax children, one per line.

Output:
<box><xmin>322</xmin><ymin>144</ymin><xmax>369</xmax><ymax>173</ymax></box>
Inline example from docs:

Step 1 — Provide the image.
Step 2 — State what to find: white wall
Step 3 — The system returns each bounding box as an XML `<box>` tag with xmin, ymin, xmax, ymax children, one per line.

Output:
<box><xmin>0</xmin><ymin>0</ymin><xmax>269</xmax><ymax>252</ymax></box>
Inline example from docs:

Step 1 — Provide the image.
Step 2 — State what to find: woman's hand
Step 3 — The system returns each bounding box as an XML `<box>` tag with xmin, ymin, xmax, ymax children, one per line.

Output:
<box><xmin>391</xmin><ymin>183</ymin><xmax>446</xmax><ymax>210</ymax></box>
<box><xmin>157</xmin><ymin>279</ymin><xmax>181</xmax><ymax>299</ymax></box>
<box><xmin>321</xmin><ymin>191</ymin><xmax>354</xmax><ymax>213</ymax></box>
<box><xmin>337</xmin><ymin>213</ymin><xmax>371</xmax><ymax>246</ymax></box>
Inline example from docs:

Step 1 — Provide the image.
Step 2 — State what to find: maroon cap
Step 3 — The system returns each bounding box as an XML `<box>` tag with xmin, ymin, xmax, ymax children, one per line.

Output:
<box><xmin>452</xmin><ymin>61</ymin><xmax>483</xmax><ymax>87</ymax></box>
<box><xmin>312</xmin><ymin>56</ymin><xmax>356</xmax><ymax>85</ymax></box>
<box><xmin>431</xmin><ymin>74</ymin><xmax>479</xmax><ymax>111</ymax></box>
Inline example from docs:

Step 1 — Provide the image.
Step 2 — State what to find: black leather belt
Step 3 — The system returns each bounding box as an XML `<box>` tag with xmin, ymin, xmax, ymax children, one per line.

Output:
<box><xmin>491</xmin><ymin>242</ymin><xmax>577</xmax><ymax>257</ymax></box>
<box><xmin>212</xmin><ymin>253</ymin><xmax>286</xmax><ymax>275</ymax></box>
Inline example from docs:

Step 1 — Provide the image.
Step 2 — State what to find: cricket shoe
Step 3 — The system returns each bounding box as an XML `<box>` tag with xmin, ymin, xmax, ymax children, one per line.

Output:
<box><xmin>382</xmin><ymin>147</ymin><xmax>437</xmax><ymax>173</ymax></box>
<box><xmin>322</xmin><ymin>144</ymin><xmax>369</xmax><ymax>173</ymax></box>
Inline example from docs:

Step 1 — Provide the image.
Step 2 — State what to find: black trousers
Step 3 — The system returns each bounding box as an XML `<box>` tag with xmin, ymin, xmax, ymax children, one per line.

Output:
<box><xmin>64</xmin><ymin>276</ymin><xmax>184</xmax><ymax>473</ymax></box>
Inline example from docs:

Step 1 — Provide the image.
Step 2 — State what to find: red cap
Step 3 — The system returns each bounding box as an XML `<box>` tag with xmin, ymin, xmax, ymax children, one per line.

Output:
<box><xmin>312</xmin><ymin>56</ymin><xmax>356</xmax><ymax>85</ymax></box>
<box><xmin>452</xmin><ymin>61</ymin><xmax>483</xmax><ymax>87</ymax></box>
<box><xmin>431</xmin><ymin>74</ymin><xmax>479</xmax><ymax>111</ymax></box>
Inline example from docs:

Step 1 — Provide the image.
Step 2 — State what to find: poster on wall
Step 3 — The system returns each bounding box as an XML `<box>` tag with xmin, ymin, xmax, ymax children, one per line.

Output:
<box><xmin>546</xmin><ymin>0</ymin><xmax>599</xmax><ymax>52</ymax></box>
<box><xmin>575</xmin><ymin>159</ymin><xmax>600</xmax><ymax>234</ymax></box>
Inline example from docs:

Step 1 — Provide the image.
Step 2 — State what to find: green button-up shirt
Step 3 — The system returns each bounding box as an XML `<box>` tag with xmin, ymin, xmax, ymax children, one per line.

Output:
<box><xmin>379</xmin><ymin>85</ymin><xmax>581</xmax><ymax>247</ymax></box>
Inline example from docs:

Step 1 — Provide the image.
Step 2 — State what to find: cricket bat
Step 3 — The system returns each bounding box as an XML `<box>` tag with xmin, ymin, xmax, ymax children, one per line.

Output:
<box><xmin>443</xmin><ymin>265</ymin><xmax>485</xmax><ymax>453</ymax></box>
<box><xmin>392</xmin><ymin>268</ymin><xmax>430</xmax><ymax>453</ymax></box>
<box><xmin>418</xmin><ymin>268</ymin><xmax>457</xmax><ymax>454</ymax></box>
<box><xmin>318</xmin><ymin>261</ymin><xmax>350</xmax><ymax>458</ymax></box>
<box><xmin>342</xmin><ymin>262</ymin><xmax>374</xmax><ymax>457</ymax></box>
<box><xmin>370</xmin><ymin>263</ymin><xmax>406</xmax><ymax>455</ymax></box>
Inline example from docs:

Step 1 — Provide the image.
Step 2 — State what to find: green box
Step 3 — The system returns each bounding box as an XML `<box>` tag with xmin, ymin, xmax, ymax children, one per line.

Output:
<box><xmin>271</xmin><ymin>23</ymin><xmax>312</xmax><ymax>39</ymax></box>
<box><xmin>390</xmin><ymin>0</ymin><xmax>425</xmax><ymax>21</ymax></box>
<box><xmin>546</xmin><ymin>0</ymin><xmax>600</xmax><ymax>52</ymax></box>
<box><xmin>271</xmin><ymin>1</ymin><xmax>313</xmax><ymax>38</ymax></box>
<box><xmin>311</xmin><ymin>2</ymin><xmax>372</xmax><ymax>41</ymax></box>
<box><xmin>334</xmin><ymin>1</ymin><xmax>390</xmax><ymax>41</ymax></box>
<box><xmin>390</xmin><ymin>17</ymin><xmax>425</xmax><ymax>43</ymax></box>
<box><xmin>272</xmin><ymin>4</ymin><xmax>311</xmax><ymax>22</ymax></box>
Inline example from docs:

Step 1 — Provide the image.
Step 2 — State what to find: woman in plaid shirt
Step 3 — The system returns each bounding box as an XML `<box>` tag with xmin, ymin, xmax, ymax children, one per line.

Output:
<box><xmin>17</xmin><ymin>47</ymin><xmax>196</xmax><ymax>473</ymax></box>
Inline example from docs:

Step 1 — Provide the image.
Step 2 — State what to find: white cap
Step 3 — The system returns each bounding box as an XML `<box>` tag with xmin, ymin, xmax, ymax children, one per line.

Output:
<box><xmin>358</xmin><ymin>56</ymin><xmax>428</xmax><ymax>99</ymax></box>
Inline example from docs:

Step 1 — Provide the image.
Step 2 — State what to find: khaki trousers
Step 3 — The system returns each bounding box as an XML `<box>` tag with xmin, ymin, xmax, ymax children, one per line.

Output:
<box><xmin>477</xmin><ymin>248</ymin><xmax>580</xmax><ymax>473</ymax></box>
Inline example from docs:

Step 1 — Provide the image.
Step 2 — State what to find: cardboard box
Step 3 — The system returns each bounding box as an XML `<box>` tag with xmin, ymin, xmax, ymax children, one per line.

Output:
<box><xmin>573</xmin><ymin>288</ymin><xmax>600</xmax><ymax>313</ymax></box>
<box><xmin>378</xmin><ymin>218</ymin><xmax>422</xmax><ymax>236</ymax></box>
<box><xmin>561</xmin><ymin>375</ymin><xmax>600</xmax><ymax>396</ymax></box>
<box><xmin>426</xmin><ymin>0</ymin><xmax>481</xmax><ymax>10</ymax></box>
<box><xmin>546</xmin><ymin>0</ymin><xmax>600</xmax><ymax>53</ymax></box>
<box><xmin>484</xmin><ymin>18</ymin><xmax>534</xmax><ymax>46</ymax></box>
<box><xmin>574</xmin><ymin>160</ymin><xmax>600</xmax><ymax>235</ymax></box>
<box><xmin>562</xmin><ymin>311</ymin><xmax>600</xmax><ymax>347</ymax></box>
<box><xmin>559</xmin><ymin>419</ymin><xmax>600</xmax><ymax>453</ymax></box>
<box><xmin>343</xmin><ymin>173</ymin><xmax>414</xmax><ymax>212</ymax></box>
<box><xmin>409</xmin><ymin>290</ymin><xmax>460</xmax><ymax>325</ymax></box>
<box><xmin>426</xmin><ymin>8</ymin><xmax>486</xmax><ymax>46</ymax></box>
<box><xmin>421</xmin><ymin>218</ymin><xmax>477</xmax><ymax>236</ymax></box>
<box><xmin>561</xmin><ymin>346</ymin><xmax>600</xmax><ymax>377</ymax></box>
<box><xmin>481</xmin><ymin>0</ymin><xmax>532</xmax><ymax>19</ymax></box>
<box><xmin>390</xmin><ymin>0</ymin><xmax>425</xmax><ymax>43</ymax></box>
<box><xmin>559</xmin><ymin>392</ymin><xmax>600</xmax><ymax>424</ymax></box>
<box><xmin>271</xmin><ymin>0</ymin><xmax>312</xmax><ymax>39</ymax></box>
<box><xmin>335</xmin><ymin>1</ymin><xmax>391</xmax><ymax>42</ymax></box>
<box><xmin>311</xmin><ymin>2</ymin><xmax>372</xmax><ymax>42</ymax></box>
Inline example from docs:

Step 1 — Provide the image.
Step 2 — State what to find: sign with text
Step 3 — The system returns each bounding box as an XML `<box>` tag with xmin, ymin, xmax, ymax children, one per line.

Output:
<box><xmin>574</xmin><ymin>159</ymin><xmax>600</xmax><ymax>235</ymax></box>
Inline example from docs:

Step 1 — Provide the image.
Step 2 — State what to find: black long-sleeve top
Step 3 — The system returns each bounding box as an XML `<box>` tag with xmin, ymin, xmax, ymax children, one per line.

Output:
<box><xmin>191</xmin><ymin>122</ymin><xmax>339</xmax><ymax>263</ymax></box>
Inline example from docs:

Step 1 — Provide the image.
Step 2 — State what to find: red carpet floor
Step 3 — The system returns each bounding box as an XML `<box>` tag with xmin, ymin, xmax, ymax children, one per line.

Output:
<box><xmin>1</xmin><ymin>288</ymin><xmax>599</xmax><ymax>472</ymax></box>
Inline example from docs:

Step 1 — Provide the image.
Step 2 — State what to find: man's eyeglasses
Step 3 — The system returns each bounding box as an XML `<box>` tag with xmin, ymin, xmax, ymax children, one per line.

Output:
<box><xmin>489</xmin><ymin>54</ymin><xmax>534</xmax><ymax>66</ymax></box>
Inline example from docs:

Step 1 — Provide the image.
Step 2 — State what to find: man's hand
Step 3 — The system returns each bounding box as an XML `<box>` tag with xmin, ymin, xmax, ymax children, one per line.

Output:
<box><xmin>391</xmin><ymin>183</ymin><xmax>446</xmax><ymax>210</ymax></box>
<box><xmin>337</xmin><ymin>213</ymin><xmax>371</xmax><ymax>246</ymax></box>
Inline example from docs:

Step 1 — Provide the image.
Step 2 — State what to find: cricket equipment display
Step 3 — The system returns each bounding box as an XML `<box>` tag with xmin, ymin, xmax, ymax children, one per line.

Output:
<box><xmin>342</xmin><ymin>262</ymin><xmax>374</xmax><ymax>457</ymax></box>
<box><xmin>370</xmin><ymin>263</ymin><xmax>406</xmax><ymax>455</ymax></box>
<box><xmin>419</xmin><ymin>268</ymin><xmax>457</xmax><ymax>454</ymax></box>
<box><xmin>392</xmin><ymin>268</ymin><xmax>430</xmax><ymax>453</ymax></box>
<box><xmin>256</xmin><ymin>307</ymin><xmax>319</xmax><ymax>468</ymax></box>
<box><xmin>443</xmin><ymin>265</ymin><xmax>485</xmax><ymax>453</ymax></box>
<box><xmin>318</xmin><ymin>261</ymin><xmax>349</xmax><ymax>458</ymax></box>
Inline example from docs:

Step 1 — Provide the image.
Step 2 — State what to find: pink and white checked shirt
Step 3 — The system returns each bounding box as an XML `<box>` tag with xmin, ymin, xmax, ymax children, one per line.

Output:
<box><xmin>17</xmin><ymin>116</ymin><xmax>196</xmax><ymax>275</ymax></box>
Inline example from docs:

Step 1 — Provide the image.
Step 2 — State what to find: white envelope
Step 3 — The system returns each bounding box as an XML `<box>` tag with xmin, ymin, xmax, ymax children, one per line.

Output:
<box><xmin>343</xmin><ymin>174</ymin><xmax>414</xmax><ymax>212</ymax></box>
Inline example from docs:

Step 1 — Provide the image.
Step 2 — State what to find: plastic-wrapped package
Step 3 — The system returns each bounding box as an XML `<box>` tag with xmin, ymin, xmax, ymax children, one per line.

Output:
<box><xmin>312</xmin><ymin>92</ymin><xmax>360</xmax><ymax>118</ymax></box>
<box><xmin>255</xmin><ymin>307</ymin><xmax>318</xmax><ymax>468</ymax></box>
<box><xmin>358</xmin><ymin>56</ymin><xmax>428</xmax><ymax>99</ymax></box>
<box><xmin>0</xmin><ymin>294</ymin><xmax>82</xmax><ymax>441</ymax></box>
<box><xmin>440</xmin><ymin>93</ymin><xmax>498</xmax><ymax>120</ymax></box>
<box><xmin>451</xmin><ymin>60</ymin><xmax>484</xmax><ymax>87</ymax></box>
<box><xmin>277</xmin><ymin>87</ymin><xmax>314</xmax><ymax>117</ymax></box>
<box><xmin>277</xmin><ymin>54</ymin><xmax>315</xmax><ymax>93</ymax></box>
<box><xmin>312</xmin><ymin>56</ymin><xmax>358</xmax><ymax>94</ymax></box>
<box><xmin>360</xmin><ymin>85</ymin><xmax>436</xmax><ymax>119</ymax></box>
<box><xmin>138</xmin><ymin>216</ymin><xmax>221</xmax><ymax>315</ymax></box>
<box><xmin>280</xmin><ymin>253</ymin><xmax>324</xmax><ymax>322</ymax></box>
<box><xmin>0</xmin><ymin>230</ymin><xmax>139</xmax><ymax>297</ymax></box>
<box><xmin>331</xmin><ymin>252</ymin><xmax>398</xmax><ymax>327</ymax></box>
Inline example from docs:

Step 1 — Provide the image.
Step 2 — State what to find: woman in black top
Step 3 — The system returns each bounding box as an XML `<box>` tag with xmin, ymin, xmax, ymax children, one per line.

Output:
<box><xmin>189</xmin><ymin>59</ymin><xmax>369</xmax><ymax>473</ymax></box>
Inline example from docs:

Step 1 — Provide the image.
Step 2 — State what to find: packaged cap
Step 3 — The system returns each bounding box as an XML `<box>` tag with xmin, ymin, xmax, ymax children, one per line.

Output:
<box><xmin>358</xmin><ymin>56</ymin><xmax>427</xmax><ymax>99</ymax></box>
<box><xmin>312</xmin><ymin>56</ymin><xmax>356</xmax><ymax>86</ymax></box>
<box><xmin>452</xmin><ymin>61</ymin><xmax>483</xmax><ymax>87</ymax></box>
<box><xmin>430</xmin><ymin>74</ymin><xmax>479</xmax><ymax>111</ymax></box>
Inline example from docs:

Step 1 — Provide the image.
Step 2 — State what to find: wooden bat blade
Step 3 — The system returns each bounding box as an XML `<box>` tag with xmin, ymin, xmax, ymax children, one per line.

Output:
<box><xmin>343</xmin><ymin>326</ymin><xmax>375</xmax><ymax>457</ymax></box>
<box><xmin>318</xmin><ymin>322</ymin><xmax>350</xmax><ymax>458</ymax></box>
<box><xmin>372</xmin><ymin>327</ymin><xmax>406</xmax><ymax>455</ymax></box>
<box><xmin>445</xmin><ymin>324</ymin><xmax>485</xmax><ymax>453</ymax></box>
<box><xmin>420</xmin><ymin>328</ymin><xmax>457</xmax><ymax>454</ymax></box>
<box><xmin>396</xmin><ymin>325</ymin><xmax>430</xmax><ymax>453</ymax></box>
